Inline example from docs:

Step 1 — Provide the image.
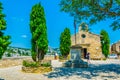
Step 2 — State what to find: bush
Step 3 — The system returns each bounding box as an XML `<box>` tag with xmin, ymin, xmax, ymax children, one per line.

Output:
<box><xmin>59</xmin><ymin>55</ymin><xmax>67</xmax><ymax>60</ymax></box>
<box><xmin>23</xmin><ymin>60</ymin><xmax>39</xmax><ymax>67</ymax></box>
<box><xmin>6</xmin><ymin>53</ymin><xmax>11</xmax><ymax>57</ymax></box>
<box><xmin>41</xmin><ymin>62</ymin><xmax>51</xmax><ymax>67</ymax></box>
<box><xmin>103</xmin><ymin>58</ymin><xmax>107</xmax><ymax>61</ymax></box>
<box><xmin>118</xmin><ymin>52</ymin><xmax>120</xmax><ymax>55</ymax></box>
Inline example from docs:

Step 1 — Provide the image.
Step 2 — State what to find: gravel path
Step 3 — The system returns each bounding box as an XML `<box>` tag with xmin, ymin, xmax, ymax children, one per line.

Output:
<box><xmin>0</xmin><ymin>59</ymin><xmax>120</xmax><ymax>80</ymax></box>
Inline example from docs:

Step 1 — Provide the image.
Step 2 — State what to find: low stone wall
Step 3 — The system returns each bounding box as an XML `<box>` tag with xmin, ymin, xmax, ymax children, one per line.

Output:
<box><xmin>22</xmin><ymin>66</ymin><xmax>52</xmax><ymax>73</ymax></box>
<box><xmin>44</xmin><ymin>55</ymin><xmax>55</xmax><ymax>60</ymax></box>
<box><xmin>44</xmin><ymin>55</ymin><xmax>60</xmax><ymax>60</ymax></box>
<box><xmin>0</xmin><ymin>57</ymin><xmax>32</xmax><ymax>68</ymax></box>
<box><xmin>2</xmin><ymin>56</ymin><xmax>31</xmax><ymax>60</ymax></box>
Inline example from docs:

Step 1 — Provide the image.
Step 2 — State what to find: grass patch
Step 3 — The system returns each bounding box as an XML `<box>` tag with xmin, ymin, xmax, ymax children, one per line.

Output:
<box><xmin>41</xmin><ymin>62</ymin><xmax>51</xmax><ymax>67</ymax></box>
<box><xmin>23</xmin><ymin>60</ymin><xmax>39</xmax><ymax>67</ymax></box>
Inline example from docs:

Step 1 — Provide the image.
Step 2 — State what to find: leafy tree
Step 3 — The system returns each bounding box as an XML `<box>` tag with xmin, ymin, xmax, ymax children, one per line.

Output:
<box><xmin>100</xmin><ymin>30</ymin><xmax>110</xmax><ymax>58</ymax></box>
<box><xmin>0</xmin><ymin>2</ymin><xmax>11</xmax><ymax>59</ymax></box>
<box><xmin>30</xmin><ymin>3</ymin><xmax>48</xmax><ymax>61</ymax></box>
<box><xmin>60</xmin><ymin>0</ymin><xmax>120</xmax><ymax>30</ymax></box>
<box><xmin>18</xmin><ymin>49</ymin><xmax>21</xmax><ymax>56</ymax></box>
<box><xmin>60</xmin><ymin>28</ymin><xmax>71</xmax><ymax>58</ymax></box>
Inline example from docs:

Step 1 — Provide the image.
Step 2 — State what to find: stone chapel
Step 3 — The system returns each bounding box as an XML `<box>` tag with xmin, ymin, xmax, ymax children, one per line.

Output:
<box><xmin>71</xmin><ymin>23</ymin><xmax>104</xmax><ymax>59</ymax></box>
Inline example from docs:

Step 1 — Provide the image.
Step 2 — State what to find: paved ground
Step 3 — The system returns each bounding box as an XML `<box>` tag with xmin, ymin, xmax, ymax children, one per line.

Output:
<box><xmin>0</xmin><ymin>59</ymin><xmax>120</xmax><ymax>80</ymax></box>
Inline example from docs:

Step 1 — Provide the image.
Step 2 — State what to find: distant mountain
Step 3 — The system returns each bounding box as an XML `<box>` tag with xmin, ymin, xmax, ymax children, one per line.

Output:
<box><xmin>4</xmin><ymin>46</ymin><xmax>31</xmax><ymax>57</ymax></box>
<box><xmin>4</xmin><ymin>46</ymin><xmax>60</xmax><ymax>57</ymax></box>
<box><xmin>8</xmin><ymin>46</ymin><xmax>31</xmax><ymax>50</ymax></box>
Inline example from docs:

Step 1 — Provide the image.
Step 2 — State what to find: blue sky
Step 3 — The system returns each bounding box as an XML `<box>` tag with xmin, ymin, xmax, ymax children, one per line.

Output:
<box><xmin>1</xmin><ymin>0</ymin><xmax>120</xmax><ymax>49</ymax></box>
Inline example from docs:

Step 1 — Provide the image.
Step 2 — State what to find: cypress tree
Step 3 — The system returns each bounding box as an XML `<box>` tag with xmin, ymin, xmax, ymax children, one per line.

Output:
<box><xmin>30</xmin><ymin>3</ymin><xmax>48</xmax><ymax>61</ymax></box>
<box><xmin>100</xmin><ymin>30</ymin><xmax>110</xmax><ymax>58</ymax></box>
<box><xmin>60</xmin><ymin>28</ymin><xmax>71</xmax><ymax>58</ymax></box>
<box><xmin>0</xmin><ymin>2</ymin><xmax>11</xmax><ymax>59</ymax></box>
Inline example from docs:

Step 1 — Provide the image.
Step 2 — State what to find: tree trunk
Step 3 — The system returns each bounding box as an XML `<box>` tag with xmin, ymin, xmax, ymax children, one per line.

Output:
<box><xmin>74</xmin><ymin>17</ymin><xmax>77</xmax><ymax>45</ymax></box>
<box><xmin>38</xmin><ymin>50</ymin><xmax>43</xmax><ymax>65</ymax></box>
<box><xmin>36</xmin><ymin>45</ymin><xmax>39</xmax><ymax>62</ymax></box>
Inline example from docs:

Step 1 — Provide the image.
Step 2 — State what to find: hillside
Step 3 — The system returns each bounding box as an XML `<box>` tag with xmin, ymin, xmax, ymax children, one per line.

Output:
<box><xmin>4</xmin><ymin>46</ymin><xmax>31</xmax><ymax>57</ymax></box>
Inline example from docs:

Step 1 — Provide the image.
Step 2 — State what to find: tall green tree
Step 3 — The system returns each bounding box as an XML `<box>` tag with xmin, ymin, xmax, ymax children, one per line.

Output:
<box><xmin>60</xmin><ymin>0</ymin><xmax>120</xmax><ymax>30</ymax></box>
<box><xmin>60</xmin><ymin>28</ymin><xmax>71</xmax><ymax>58</ymax></box>
<box><xmin>0</xmin><ymin>2</ymin><xmax>11</xmax><ymax>59</ymax></box>
<box><xmin>30</xmin><ymin>3</ymin><xmax>48</xmax><ymax>61</ymax></box>
<box><xmin>100</xmin><ymin>30</ymin><xmax>110</xmax><ymax>58</ymax></box>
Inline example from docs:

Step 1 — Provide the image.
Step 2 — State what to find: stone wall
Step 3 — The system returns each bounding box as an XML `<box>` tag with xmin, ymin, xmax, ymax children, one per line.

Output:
<box><xmin>111</xmin><ymin>41</ymin><xmax>120</xmax><ymax>53</ymax></box>
<box><xmin>115</xmin><ymin>43</ymin><xmax>120</xmax><ymax>53</ymax></box>
<box><xmin>71</xmin><ymin>31</ymin><xmax>104</xmax><ymax>59</ymax></box>
<box><xmin>44</xmin><ymin>55</ymin><xmax>55</xmax><ymax>60</ymax></box>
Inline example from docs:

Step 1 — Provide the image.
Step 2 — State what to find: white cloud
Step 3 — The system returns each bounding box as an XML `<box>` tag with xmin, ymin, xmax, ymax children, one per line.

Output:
<box><xmin>21</xmin><ymin>35</ymin><xmax>27</xmax><ymax>38</ymax></box>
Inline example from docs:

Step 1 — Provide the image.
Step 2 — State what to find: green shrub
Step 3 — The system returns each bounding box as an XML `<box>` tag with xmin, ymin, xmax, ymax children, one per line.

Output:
<box><xmin>59</xmin><ymin>55</ymin><xmax>67</xmax><ymax>60</ymax></box>
<box><xmin>23</xmin><ymin>60</ymin><xmax>39</xmax><ymax>67</ymax></box>
<box><xmin>118</xmin><ymin>52</ymin><xmax>120</xmax><ymax>56</ymax></box>
<box><xmin>59</xmin><ymin>56</ymin><xmax>63</xmax><ymax>60</ymax></box>
<box><xmin>103</xmin><ymin>58</ymin><xmax>107</xmax><ymax>61</ymax></box>
<box><xmin>41</xmin><ymin>62</ymin><xmax>51</xmax><ymax>67</ymax></box>
<box><xmin>6</xmin><ymin>53</ymin><xmax>11</xmax><ymax>57</ymax></box>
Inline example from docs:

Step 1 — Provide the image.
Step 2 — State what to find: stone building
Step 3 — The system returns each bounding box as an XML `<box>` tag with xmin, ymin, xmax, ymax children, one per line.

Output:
<box><xmin>71</xmin><ymin>23</ymin><xmax>104</xmax><ymax>59</ymax></box>
<box><xmin>111</xmin><ymin>41</ymin><xmax>120</xmax><ymax>54</ymax></box>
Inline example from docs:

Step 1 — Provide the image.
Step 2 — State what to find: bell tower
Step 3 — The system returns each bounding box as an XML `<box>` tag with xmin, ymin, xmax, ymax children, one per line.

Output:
<box><xmin>79</xmin><ymin>22</ymin><xmax>88</xmax><ymax>32</ymax></box>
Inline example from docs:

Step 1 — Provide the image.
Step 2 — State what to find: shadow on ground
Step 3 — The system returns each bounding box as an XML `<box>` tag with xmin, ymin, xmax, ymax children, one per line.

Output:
<box><xmin>0</xmin><ymin>78</ymin><xmax>4</xmax><ymax>80</ymax></box>
<box><xmin>44</xmin><ymin>63</ymin><xmax>120</xmax><ymax>79</ymax></box>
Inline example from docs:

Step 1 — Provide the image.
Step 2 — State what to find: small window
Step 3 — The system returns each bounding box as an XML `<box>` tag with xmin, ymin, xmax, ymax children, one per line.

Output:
<box><xmin>81</xmin><ymin>34</ymin><xmax>86</xmax><ymax>38</ymax></box>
